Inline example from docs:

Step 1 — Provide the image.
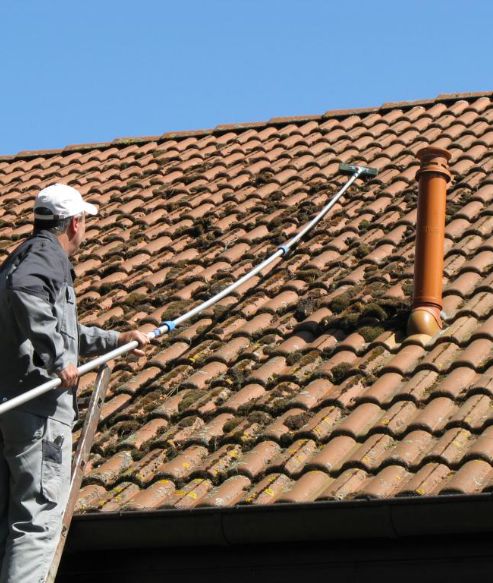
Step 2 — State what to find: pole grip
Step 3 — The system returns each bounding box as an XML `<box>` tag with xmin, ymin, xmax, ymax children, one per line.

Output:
<box><xmin>0</xmin><ymin>340</ymin><xmax>139</xmax><ymax>416</ymax></box>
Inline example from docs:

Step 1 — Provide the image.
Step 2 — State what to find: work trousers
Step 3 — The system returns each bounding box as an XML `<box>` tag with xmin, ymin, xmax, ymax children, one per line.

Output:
<box><xmin>0</xmin><ymin>409</ymin><xmax>72</xmax><ymax>583</ymax></box>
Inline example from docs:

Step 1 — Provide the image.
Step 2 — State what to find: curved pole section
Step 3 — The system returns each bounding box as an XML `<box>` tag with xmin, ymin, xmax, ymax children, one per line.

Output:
<box><xmin>0</xmin><ymin>166</ymin><xmax>369</xmax><ymax>416</ymax></box>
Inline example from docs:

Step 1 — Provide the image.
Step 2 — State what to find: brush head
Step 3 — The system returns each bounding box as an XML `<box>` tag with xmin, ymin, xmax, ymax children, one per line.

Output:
<box><xmin>339</xmin><ymin>163</ymin><xmax>378</xmax><ymax>179</ymax></box>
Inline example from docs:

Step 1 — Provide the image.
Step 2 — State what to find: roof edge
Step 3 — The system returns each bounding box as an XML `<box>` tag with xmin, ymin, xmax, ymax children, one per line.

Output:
<box><xmin>1</xmin><ymin>90</ymin><xmax>492</xmax><ymax>163</ymax></box>
<box><xmin>67</xmin><ymin>493</ymin><xmax>493</xmax><ymax>553</ymax></box>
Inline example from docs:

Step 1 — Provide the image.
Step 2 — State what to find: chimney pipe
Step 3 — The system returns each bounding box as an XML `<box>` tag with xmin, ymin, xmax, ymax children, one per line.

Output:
<box><xmin>407</xmin><ymin>146</ymin><xmax>451</xmax><ymax>338</ymax></box>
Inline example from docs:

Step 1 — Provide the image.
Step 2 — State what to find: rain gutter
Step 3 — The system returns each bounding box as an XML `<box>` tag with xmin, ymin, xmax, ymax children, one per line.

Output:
<box><xmin>66</xmin><ymin>493</ymin><xmax>493</xmax><ymax>552</ymax></box>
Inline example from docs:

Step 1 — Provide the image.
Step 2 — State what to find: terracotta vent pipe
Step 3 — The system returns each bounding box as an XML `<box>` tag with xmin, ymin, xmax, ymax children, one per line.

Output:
<box><xmin>407</xmin><ymin>146</ymin><xmax>451</xmax><ymax>339</ymax></box>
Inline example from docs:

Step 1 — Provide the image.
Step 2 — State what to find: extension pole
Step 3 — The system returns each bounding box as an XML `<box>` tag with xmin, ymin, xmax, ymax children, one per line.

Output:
<box><xmin>0</xmin><ymin>164</ymin><xmax>376</xmax><ymax>416</ymax></box>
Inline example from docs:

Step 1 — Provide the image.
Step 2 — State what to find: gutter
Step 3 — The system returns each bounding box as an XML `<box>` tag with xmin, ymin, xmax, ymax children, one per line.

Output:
<box><xmin>67</xmin><ymin>493</ymin><xmax>493</xmax><ymax>552</ymax></box>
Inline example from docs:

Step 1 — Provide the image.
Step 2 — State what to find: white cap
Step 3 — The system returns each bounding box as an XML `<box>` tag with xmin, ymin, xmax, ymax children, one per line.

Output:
<box><xmin>34</xmin><ymin>184</ymin><xmax>98</xmax><ymax>220</ymax></box>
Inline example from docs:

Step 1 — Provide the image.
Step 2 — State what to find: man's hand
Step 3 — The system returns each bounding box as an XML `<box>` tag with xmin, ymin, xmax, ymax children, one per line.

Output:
<box><xmin>118</xmin><ymin>330</ymin><xmax>150</xmax><ymax>357</ymax></box>
<box><xmin>57</xmin><ymin>363</ymin><xmax>79</xmax><ymax>388</ymax></box>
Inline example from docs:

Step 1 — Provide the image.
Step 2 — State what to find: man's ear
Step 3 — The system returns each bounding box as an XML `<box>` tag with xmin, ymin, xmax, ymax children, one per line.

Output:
<box><xmin>68</xmin><ymin>215</ymin><xmax>80</xmax><ymax>237</ymax></box>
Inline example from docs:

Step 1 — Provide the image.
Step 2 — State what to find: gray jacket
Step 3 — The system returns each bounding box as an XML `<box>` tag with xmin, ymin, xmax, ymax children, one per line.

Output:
<box><xmin>0</xmin><ymin>230</ymin><xmax>119</xmax><ymax>424</ymax></box>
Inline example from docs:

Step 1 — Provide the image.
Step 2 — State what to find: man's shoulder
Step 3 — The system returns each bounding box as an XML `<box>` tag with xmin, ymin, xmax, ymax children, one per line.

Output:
<box><xmin>7</xmin><ymin>234</ymin><xmax>69</xmax><ymax>295</ymax></box>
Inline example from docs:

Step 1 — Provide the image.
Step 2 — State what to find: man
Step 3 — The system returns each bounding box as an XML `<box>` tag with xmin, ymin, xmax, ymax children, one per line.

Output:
<box><xmin>0</xmin><ymin>183</ymin><xmax>149</xmax><ymax>582</ymax></box>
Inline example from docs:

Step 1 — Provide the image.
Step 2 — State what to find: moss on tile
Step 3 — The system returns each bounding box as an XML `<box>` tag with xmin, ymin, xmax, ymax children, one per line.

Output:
<box><xmin>358</xmin><ymin>325</ymin><xmax>385</xmax><ymax>342</ymax></box>
<box><xmin>223</xmin><ymin>417</ymin><xmax>243</xmax><ymax>433</ymax></box>
<box><xmin>177</xmin><ymin>389</ymin><xmax>203</xmax><ymax>413</ymax></box>
<box><xmin>330</xmin><ymin>362</ymin><xmax>354</xmax><ymax>384</ymax></box>
<box><xmin>354</xmin><ymin>243</ymin><xmax>371</xmax><ymax>259</ymax></box>
<box><xmin>177</xmin><ymin>415</ymin><xmax>200</xmax><ymax>428</ymax></box>
<box><xmin>111</xmin><ymin>420</ymin><xmax>140</xmax><ymax>439</ymax></box>
<box><xmin>284</xmin><ymin>412</ymin><xmax>311</xmax><ymax>430</ymax></box>
<box><xmin>329</xmin><ymin>290</ymin><xmax>357</xmax><ymax>313</ymax></box>
<box><xmin>286</xmin><ymin>352</ymin><xmax>302</xmax><ymax>366</ymax></box>
<box><xmin>247</xmin><ymin>411</ymin><xmax>272</xmax><ymax>425</ymax></box>
<box><xmin>294</xmin><ymin>297</ymin><xmax>319</xmax><ymax>321</ymax></box>
<box><xmin>402</xmin><ymin>280</ymin><xmax>414</xmax><ymax>297</ymax></box>
<box><xmin>159</xmin><ymin>300</ymin><xmax>192</xmax><ymax>320</ymax></box>
<box><xmin>253</xmin><ymin>170</ymin><xmax>275</xmax><ymax>186</ymax></box>
<box><xmin>361</xmin><ymin>303</ymin><xmax>388</xmax><ymax>321</ymax></box>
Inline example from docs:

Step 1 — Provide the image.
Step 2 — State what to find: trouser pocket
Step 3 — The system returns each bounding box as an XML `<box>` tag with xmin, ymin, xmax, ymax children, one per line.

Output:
<box><xmin>41</xmin><ymin>436</ymin><xmax>63</xmax><ymax>504</ymax></box>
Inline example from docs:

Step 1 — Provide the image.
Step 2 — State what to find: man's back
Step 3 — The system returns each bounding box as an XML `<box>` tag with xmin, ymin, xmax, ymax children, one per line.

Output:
<box><xmin>0</xmin><ymin>230</ymin><xmax>77</xmax><ymax>424</ymax></box>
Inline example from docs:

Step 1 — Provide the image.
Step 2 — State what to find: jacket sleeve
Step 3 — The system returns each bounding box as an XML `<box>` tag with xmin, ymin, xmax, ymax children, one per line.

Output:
<box><xmin>78</xmin><ymin>324</ymin><xmax>120</xmax><ymax>357</ymax></box>
<box><xmin>9</xmin><ymin>289</ymin><xmax>71</xmax><ymax>374</ymax></box>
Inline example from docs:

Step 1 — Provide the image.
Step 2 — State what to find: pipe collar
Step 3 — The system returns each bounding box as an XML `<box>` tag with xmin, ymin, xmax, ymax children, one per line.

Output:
<box><xmin>407</xmin><ymin>306</ymin><xmax>442</xmax><ymax>339</ymax></box>
<box><xmin>416</xmin><ymin>147</ymin><xmax>452</xmax><ymax>182</ymax></box>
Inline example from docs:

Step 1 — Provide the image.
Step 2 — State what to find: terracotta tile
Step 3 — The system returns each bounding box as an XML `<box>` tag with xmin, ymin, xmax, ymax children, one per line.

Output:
<box><xmin>233</xmin><ymin>313</ymin><xmax>274</xmax><ymax>338</ymax></box>
<box><xmin>418</xmin><ymin>342</ymin><xmax>461</xmax><ymax>373</ymax></box>
<box><xmin>470</xmin><ymin>313</ymin><xmax>493</xmax><ymax>342</ymax></box>
<box><xmin>117</xmin><ymin>366</ymin><xmax>161</xmax><ymax>396</ymax></box>
<box><xmin>152</xmin><ymin>446</ymin><xmax>209</xmax><ymax>481</ymax></box>
<box><xmin>276</xmin><ymin>330</ymin><xmax>314</xmax><ymax>355</ymax></box>
<box><xmin>119</xmin><ymin>449</ymin><xmax>167</xmax><ymax>485</ymax></box>
<box><xmin>100</xmin><ymin>393</ymin><xmax>132</xmax><ymax>421</ymax></box>
<box><xmin>241</xmin><ymin>473</ymin><xmax>292</xmax><ymax>505</ymax></box>
<box><xmin>357</xmin><ymin>465</ymin><xmax>410</xmax><ymax>499</ymax></box>
<box><xmin>123</xmin><ymin>479</ymin><xmax>175</xmax><ymax>510</ymax></box>
<box><xmin>220</xmin><ymin>383</ymin><xmax>265</xmax><ymax>411</ymax></box>
<box><xmin>438</xmin><ymin>315</ymin><xmax>478</xmax><ymax>345</ymax></box>
<box><xmin>100</xmin><ymin>482</ymin><xmax>141</xmax><ymax>512</ymax></box>
<box><xmin>469</xmin><ymin>365</ymin><xmax>493</xmax><ymax>397</ymax></box>
<box><xmin>307</xmin><ymin>435</ymin><xmax>357</xmax><ymax>475</ymax></box>
<box><xmin>75</xmin><ymin>485</ymin><xmax>108</xmax><ymax>512</ymax></box>
<box><xmin>445</xmin><ymin>217</ymin><xmax>471</xmax><ymax>240</ymax></box>
<box><xmin>388</xmin><ymin>370</ymin><xmax>435</xmax><ymax>404</ymax></box>
<box><xmin>234</xmin><ymin>441</ymin><xmax>281</xmax><ymax>479</ymax></box>
<box><xmin>290</xmin><ymin>406</ymin><xmax>342</xmax><ymax>441</ymax></box>
<box><xmin>474</xmin><ymin>183</ymin><xmax>493</xmax><ymax>203</ymax></box>
<box><xmin>317</xmin><ymin>375</ymin><xmax>368</xmax><ymax>409</ymax></box>
<box><xmin>450</xmin><ymin>394</ymin><xmax>493</xmax><ymax>430</ymax></box>
<box><xmin>318</xmin><ymin>468</ymin><xmax>369</xmax><ymax>501</ymax></box>
<box><xmin>380</xmin><ymin>344</ymin><xmax>426</xmax><ymax>375</ymax></box>
<box><xmin>312</xmin><ymin>349</ymin><xmax>359</xmax><ymax>378</ymax></box>
<box><xmin>268</xmin><ymin>438</ymin><xmax>317</xmax><ymax>475</ymax></box>
<box><xmin>440</xmin><ymin>460</ymin><xmax>493</xmax><ymax>495</ymax></box>
<box><xmin>88</xmin><ymin>451</ymin><xmax>134</xmax><ymax>486</ymax></box>
<box><xmin>409</xmin><ymin>397</ymin><xmax>458</xmax><ymax>433</ymax></box>
<box><xmin>397</xmin><ymin>462</ymin><xmax>451</xmax><ymax>496</ymax></box>
<box><xmin>335</xmin><ymin>403</ymin><xmax>383</xmax><ymax>439</ymax></box>
<box><xmin>247</xmin><ymin>356</ymin><xmax>287</xmax><ymax>385</ymax></box>
<box><xmin>278</xmin><ymin>471</ymin><xmax>333</xmax><ymax>503</ymax></box>
<box><xmin>454</xmin><ymin>338</ymin><xmax>493</xmax><ymax>369</ymax></box>
<box><xmin>361</xmin><ymin>372</ymin><xmax>403</xmax><ymax>405</ymax></box>
<box><xmin>376</xmin><ymin>401</ymin><xmax>420</xmax><ymax>436</ymax></box>
<box><xmin>181</xmin><ymin>362</ymin><xmax>229</xmax><ymax>390</ymax></box>
<box><xmin>198</xmin><ymin>475</ymin><xmax>252</xmax><ymax>507</ymax></box>
<box><xmin>342</xmin><ymin>433</ymin><xmax>394</xmax><ymax>471</ymax></box>
<box><xmin>117</xmin><ymin>418</ymin><xmax>167</xmax><ymax>451</ymax></box>
<box><xmin>187</xmin><ymin>412</ymin><xmax>235</xmax><ymax>446</ymax></box>
<box><xmin>441</xmin><ymin>295</ymin><xmax>463</xmax><ymax>317</ymax></box>
<box><xmin>428</xmin><ymin>366</ymin><xmax>477</xmax><ymax>400</ymax></box>
<box><xmin>150</xmin><ymin>341</ymin><xmax>189</xmax><ymax>368</ymax></box>
<box><xmin>159</xmin><ymin>415</ymin><xmax>205</xmax><ymax>448</ymax></box>
<box><xmin>194</xmin><ymin>444</ymin><xmax>243</xmax><ymax>482</ymax></box>
<box><xmin>424</xmin><ymin>427</ymin><xmax>472</xmax><ymax>466</ymax></box>
<box><xmin>382</xmin><ymin>430</ymin><xmax>434</xmax><ymax>468</ymax></box>
<box><xmin>260</xmin><ymin>408</ymin><xmax>307</xmax><ymax>442</ymax></box>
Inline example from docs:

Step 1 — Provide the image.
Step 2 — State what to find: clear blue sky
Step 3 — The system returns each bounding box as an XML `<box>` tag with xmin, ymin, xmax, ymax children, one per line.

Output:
<box><xmin>1</xmin><ymin>0</ymin><xmax>492</xmax><ymax>156</ymax></box>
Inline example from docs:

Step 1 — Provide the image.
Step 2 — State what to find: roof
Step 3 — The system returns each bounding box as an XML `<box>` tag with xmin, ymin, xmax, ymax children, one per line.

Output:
<box><xmin>2</xmin><ymin>91</ymin><xmax>493</xmax><ymax>513</ymax></box>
